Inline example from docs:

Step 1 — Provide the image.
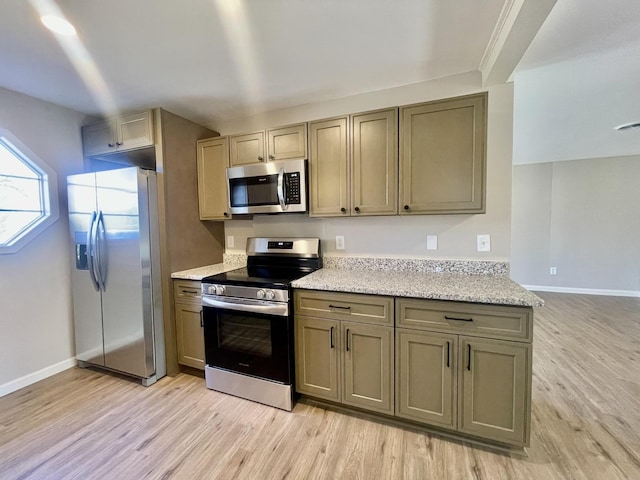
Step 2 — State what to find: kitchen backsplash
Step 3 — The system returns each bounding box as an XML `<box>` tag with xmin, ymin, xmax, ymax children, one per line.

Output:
<box><xmin>322</xmin><ymin>256</ymin><xmax>509</xmax><ymax>275</ymax></box>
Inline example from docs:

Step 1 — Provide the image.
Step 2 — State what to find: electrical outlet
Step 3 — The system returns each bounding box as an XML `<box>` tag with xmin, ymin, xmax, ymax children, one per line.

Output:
<box><xmin>427</xmin><ymin>235</ymin><xmax>438</xmax><ymax>250</ymax></box>
<box><xmin>335</xmin><ymin>235</ymin><xmax>345</xmax><ymax>250</ymax></box>
<box><xmin>550</xmin><ymin>267</ymin><xmax>557</xmax><ymax>275</ymax></box>
<box><xmin>477</xmin><ymin>234</ymin><xmax>491</xmax><ymax>252</ymax></box>
<box><xmin>226</xmin><ymin>235</ymin><xmax>234</xmax><ymax>249</ymax></box>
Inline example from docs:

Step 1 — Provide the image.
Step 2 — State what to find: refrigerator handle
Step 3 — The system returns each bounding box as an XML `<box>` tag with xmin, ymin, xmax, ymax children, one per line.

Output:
<box><xmin>96</xmin><ymin>210</ymin><xmax>108</xmax><ymax>291</ymax></box>
<box><xmin>87</xmin><ymin>211</ymin><xmax>100</xmax><ymax>291</ymax></box>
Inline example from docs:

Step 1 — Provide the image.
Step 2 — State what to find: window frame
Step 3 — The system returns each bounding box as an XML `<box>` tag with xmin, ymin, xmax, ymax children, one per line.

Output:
<box><xmin>0</xmin><ymin>128</ymin><xmax>59</xmax><ymax>254</ymax></box>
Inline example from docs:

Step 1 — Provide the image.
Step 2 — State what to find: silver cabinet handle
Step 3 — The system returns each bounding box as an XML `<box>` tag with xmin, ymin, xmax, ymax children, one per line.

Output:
<box><xmin>269</xmin><ymin>154</ymin><xmax>275</xmax><ymax>160</ymax></box>
<box><xmin>258</xmin><ymin>156</ymin><xmax>264</xmax><ymax>161</ymax></box>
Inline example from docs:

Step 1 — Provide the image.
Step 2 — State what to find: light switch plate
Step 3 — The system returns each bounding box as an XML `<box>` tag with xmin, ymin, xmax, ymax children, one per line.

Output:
<box><xmin>226</xmin><ymin>235</ymin><xmax>234</xmax><ymax>249</ymax></box>
<box><xmin>335</xmin><ymin>235</ymin><xmax>345</xmax><ymax>250</ymax></box>
<box><xmin>427</xmin><ymin>235</ymin><xmax>438</xmax><ymax>250</ymax></box>
<box><xmin>477</xmin><ymin>234</ymin><xmax>491</xmax><ymax>252</ymax></box>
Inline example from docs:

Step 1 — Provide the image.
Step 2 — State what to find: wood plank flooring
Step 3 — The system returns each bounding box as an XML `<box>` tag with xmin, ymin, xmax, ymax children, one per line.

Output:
<box><xmin>1</xmin><ymin>292</ymin><xmax>639</xmax><ymax>479</ymax></box>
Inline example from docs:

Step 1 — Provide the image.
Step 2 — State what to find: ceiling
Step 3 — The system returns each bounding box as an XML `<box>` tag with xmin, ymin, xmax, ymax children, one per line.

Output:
<box><xmin>0</xmin><ymin>0</ymin><xmax>637</xmax><ymax>128</ymax></box>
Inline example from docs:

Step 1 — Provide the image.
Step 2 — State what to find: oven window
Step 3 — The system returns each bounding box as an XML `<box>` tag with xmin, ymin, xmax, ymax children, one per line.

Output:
<box><xmin>218</xmin><ymin>314</ymin><xmax>272</xmax><ymax>357</ymax></box>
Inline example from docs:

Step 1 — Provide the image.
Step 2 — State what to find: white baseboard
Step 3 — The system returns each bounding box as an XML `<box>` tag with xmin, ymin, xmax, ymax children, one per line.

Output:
<box><xmin>522</xmin><ymin>285</ymin><xmax>640</xmax><ymax>298</ymax></box>
<box><xmin>0</xmin><ymin>357</ymin><xmax>77</xmax><ymax>398</ymax></box>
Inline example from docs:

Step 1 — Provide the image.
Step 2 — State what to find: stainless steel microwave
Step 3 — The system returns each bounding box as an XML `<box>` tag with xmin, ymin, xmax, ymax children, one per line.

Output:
<box><xmin>227</xmin><ymin>158</ymin><xmax>308</xmax><ymax>214</ymax></box>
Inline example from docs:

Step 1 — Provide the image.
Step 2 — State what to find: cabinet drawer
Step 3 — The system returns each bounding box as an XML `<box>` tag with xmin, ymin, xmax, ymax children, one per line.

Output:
<box><xmin>396</xmin><ymin>299</ymin><xmax>532</xmax><ymax>342</ymax></box>
<box><xmin>294</xmin><ymin>290</ymin><xmax>393</xmax><ymax>326</ymax></box>
<box><xmin>173</xmin><ymin>280</ymin><xmax>202</xmax><ymax>303</ymax></box>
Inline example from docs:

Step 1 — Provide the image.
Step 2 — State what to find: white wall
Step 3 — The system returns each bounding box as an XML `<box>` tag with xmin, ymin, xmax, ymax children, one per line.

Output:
<box><xmin>511</xmin><ymin>157</ymin><xmax>640</xmax><ymax>294</ymax></box>
<box><xmin>0</xmin><ymin>87</ymin><xmax>87</xmax><ymax>394</ymax></box>
<box><xmin>511</xmin><ymin>46</ymin><xmax>640</xmax><ymax>294</ymax></box>
<box><xmin>215</xmin><ymin>72</ymin><xmax>514</xmax><ymax>261</ymax></box>
<box><xmin>513</xmin><ymin>45</ymin><xmax>640</xmax><ymax>165</ymax></box>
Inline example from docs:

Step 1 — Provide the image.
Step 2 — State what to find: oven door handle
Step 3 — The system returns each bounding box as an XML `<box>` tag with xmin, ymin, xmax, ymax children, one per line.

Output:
<box><xmin>202</xmin><ymin>295</ymin><xmax>289</xmax><ymax>316</ymax></box>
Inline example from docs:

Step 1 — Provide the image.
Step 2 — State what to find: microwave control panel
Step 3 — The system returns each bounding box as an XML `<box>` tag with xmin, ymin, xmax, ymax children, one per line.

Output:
<box><xmin>286</xmin><ymin>172</ymin><xmax>301</xmax><ymax>204</ymax></box>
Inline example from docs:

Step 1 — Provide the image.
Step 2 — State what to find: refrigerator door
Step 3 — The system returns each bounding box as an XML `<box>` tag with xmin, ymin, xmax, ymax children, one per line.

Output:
<box><xmin>96</xmin><ymin>167</ymin><xmax>156</xmax><ymax>378</ymax></box>
<box><xmin>68</xmin><ymin>172</ymin><xmax>104</xmax><ymax>366</ymax></box>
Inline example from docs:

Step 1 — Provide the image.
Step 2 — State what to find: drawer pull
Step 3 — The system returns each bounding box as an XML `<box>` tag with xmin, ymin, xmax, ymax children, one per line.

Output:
<box><xmin>329</xmin><ymin>304</ymin><xmax>351</xmax><ymax>310</ymax></box>
<box><xmin>182</xmin><ymin>289</ymin><xmax>199</xmax><ymax>295</ymax></box>
<box><xmin>330</xmin><ymin>326</ymin><xmax>334</xmax><ymax>349</ymax></box>
<box><xmin>445</xmin><ymin>315</ymin><xmax>473</xmax><ymax>322</ymax></box>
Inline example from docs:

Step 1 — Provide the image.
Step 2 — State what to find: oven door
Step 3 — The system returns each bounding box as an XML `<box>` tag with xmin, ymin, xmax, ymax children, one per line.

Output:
<box><xmin>202</xmin><ymin>297</ymin><xmax>292</xmax><ymax>384</ymax></box>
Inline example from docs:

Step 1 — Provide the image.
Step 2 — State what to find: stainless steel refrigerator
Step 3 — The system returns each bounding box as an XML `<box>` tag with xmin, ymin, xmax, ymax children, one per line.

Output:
<box><xmin>67</xmin><ymin>166</ymin><xmax>165</xmax><ymax>386</ymax></box>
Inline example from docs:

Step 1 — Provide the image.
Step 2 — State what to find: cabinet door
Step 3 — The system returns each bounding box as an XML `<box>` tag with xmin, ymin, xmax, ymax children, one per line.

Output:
<box><xmin>295</xmin><ymin>316</ymin><xmax>340</xmax><ymax>401</ymax></box>
<box><xmin>342</xmin><ymin>322</ymin><xmax>394</xmax><ymax>415</ymax></box>
<box><xmin>117</xmin><ymin>111</ymin><xmax>154</xmax><ymax>150</ymax></box>
<box><xmin>400</xmin><ymin>93</ymin><xmax>486</xmax><ymax>214</ymax></box>
<box><xmin>309</xmin><ymin>117</ymin><xmax>349</xmax><ymax>217</ymax></box>
<box><xmin>174</xmin><ymin>301</ymin><xmax>205</xmax><ymax>370</ymax></box>
<box><xmin>267</xmin><ymin>123</ymin><xmax>307</xmax><ymax>161</ymax></box>
<box><xmin>82</xmin><ymin>120</ymin><xmax>116</xmax><ymax>156</ymax></box>
<box><xmin>197</xmin><ymin>137</ymin><xmax>231</xmax><ymax>220</ymax></box>
<box><xmin>229</xmin><ymin>131</ymin><xmax>265</xmax><ymax>166</ymax></box>
<box><xmin>458</xmin><ymin>336</ymin><xmax>531</xmax><ymax>446</ymax></box>
<box><xmin>396</xmin><ymin>329</ymin><xmax>456</xmax><ymax>429</ymax></box>
<box><xmin>351</xmin><ymin>108</ymin><xmax>398</xmax><ymax>216</ymax></box>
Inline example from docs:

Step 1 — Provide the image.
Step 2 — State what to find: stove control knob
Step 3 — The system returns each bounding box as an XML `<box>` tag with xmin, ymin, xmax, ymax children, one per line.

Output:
<box><xmin>215</xmin><ymin>285</ymin><xmax>226</xmax><ymax>295</ymax></box>
<box><xmin>264</xmin><ymin>289</ymin><xmax>276</xmax><ymax>300</ymax></box>
<box><xmin>256</xmin><ymin>289</ymin><xmax>266</xmax><ymax>299</ymax></box>
<box><xmin>207</xmin><ymin>285</ymin><xmax>216</xmax><ymax>295</ymax></box>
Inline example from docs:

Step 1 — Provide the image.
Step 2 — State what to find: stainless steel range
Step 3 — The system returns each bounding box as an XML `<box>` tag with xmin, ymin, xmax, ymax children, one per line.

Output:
<box><xmin>201</xmin><ymin>237</ymin><xmax>322</xmax><ymax>410</ymax></box>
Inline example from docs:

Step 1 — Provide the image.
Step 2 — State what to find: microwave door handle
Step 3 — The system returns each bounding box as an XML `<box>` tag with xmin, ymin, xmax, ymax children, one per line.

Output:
<box><xmin>277</xmin><ymin>167</ymin><xmax>288</xmax><ymax>210</ymax></box>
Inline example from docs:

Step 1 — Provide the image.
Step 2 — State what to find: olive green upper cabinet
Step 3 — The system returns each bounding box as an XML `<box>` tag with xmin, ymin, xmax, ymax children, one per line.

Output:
<box><xmin>230</xmin><ymin>123</ymin><xmax>308</xmax><ymax>166</ymax></box>
<box><xmin>309</xmin><ymin>116</ymin><xmax>350</xmax><ymax>217</ymax></box>
<box><xmin>400</xmin><ymin>93</ymin><xmax>487</xmax><ymax>214</ymax></box>
<box><xmin>266</xmin><ymin>123</ymin><xmax>308</xmax><ymax>161</ymax></box>
<box><xmin>229</xmin><ymin>131</ymin><xmax>265</xmax><ymax>166</ymax></box>
<box><xmin>351</xmin><ymin>108</ymin><xmax>398</xmax><ymax>216</ymax></box>
<box><xmin>82</xmin><ymin>110</ymin><xmax>154</xmax><ymax>156</ymax></box>
<box><xmin>197</xmin><ymin>137</ymin><xmax>231</xmax><ymax>220</ymax></box>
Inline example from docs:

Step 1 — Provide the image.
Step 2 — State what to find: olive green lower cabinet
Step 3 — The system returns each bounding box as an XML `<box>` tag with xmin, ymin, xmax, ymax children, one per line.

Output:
<box><xmin>294</xmin><ymin>291</ymin><xmax>394</xmax><ymax>416</ymax></box>
<box><xmin>295</xmin><ymin>290</ymin><xmax>534</xmax><ymax>451</ymax></box>
<box><xmin>395</xmin><ymin>329</ymin><xmax>457</xmax><ymax>429</ymax></box>
<box><xmin>173</xmin><ymin>280</ymin><xmax>205</xmax><ymax>370</ymax></box>
<box><xmin>396</xmin><ymin>298</ymin><xmax>533</xmax><ymax>449</ymax></box>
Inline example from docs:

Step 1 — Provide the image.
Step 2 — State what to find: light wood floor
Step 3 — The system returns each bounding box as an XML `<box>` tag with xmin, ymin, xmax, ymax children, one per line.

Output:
<box><xmin>1</xmin><ymin>293</ymin><xmax>639</xmax><ymax>479</ymax></box>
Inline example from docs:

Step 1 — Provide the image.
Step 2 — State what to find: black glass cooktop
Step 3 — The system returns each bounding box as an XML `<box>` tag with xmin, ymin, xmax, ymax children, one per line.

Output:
<box><xmin>201</xmin><ymin>266</ymin><xmax>312</xmax><ymax>289</ymax></box>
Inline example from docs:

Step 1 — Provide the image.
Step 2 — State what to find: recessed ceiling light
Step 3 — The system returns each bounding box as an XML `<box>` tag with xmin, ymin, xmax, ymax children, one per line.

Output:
<box><xmin>41</xmin><ymin>15</ymin><xmax>77</xmax><ymax>36</ymax></box>
<box><xmin>614</xmin><ymin>122</ymin><xmax>640</xmax><ymax>132</ymax></box>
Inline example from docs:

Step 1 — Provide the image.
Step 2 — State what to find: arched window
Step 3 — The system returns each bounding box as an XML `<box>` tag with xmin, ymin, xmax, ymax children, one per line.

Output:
<box><xmin>0</xmin><ymin>129</ymin><xmax>59</xmax><ymax>253</ymax></box>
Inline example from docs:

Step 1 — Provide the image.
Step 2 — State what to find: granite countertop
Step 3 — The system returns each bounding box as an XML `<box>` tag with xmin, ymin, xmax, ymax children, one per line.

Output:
<box><xmin>171</xmin><ymin>254</ymin><xmax>247</xmax><ymax>280</ymax></box>
<box><xmin>291</xmin><ymin>268</ymin><xmax>544</xmax><ymax>307</ymax></box>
